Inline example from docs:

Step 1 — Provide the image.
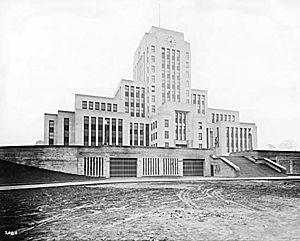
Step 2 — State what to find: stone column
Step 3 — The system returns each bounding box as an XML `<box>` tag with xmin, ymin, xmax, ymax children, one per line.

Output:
<box><xmin>178</xmin><ymin>158</ymin><xmax>183</xmax><ymax>176</ymax></box>
<box><xmin>103</xmin><ymin>154</ymin><xmax>110</xmax><ymax>178</ymax></box>
<box><xmin>78</xmin><ymin>157</ymin><xmax>85</xmax><ymax>176</ymax></box>
<box><xmin>203</xmin><ymin>157</ymin><xmax>211</xmax><ymax>177</ymax></box>
<box><xmin>159</xmin><ymin>158</ymin><xmax>163</xmax><ymax>176</ymax></box>
<box><xmin>137</xmin><ymin>157</ymin><xmax>143</xmax><ymax>178</ymax></box>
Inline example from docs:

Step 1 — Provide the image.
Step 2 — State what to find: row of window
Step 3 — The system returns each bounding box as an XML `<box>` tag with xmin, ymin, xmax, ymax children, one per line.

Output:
<box><xmin>48</xmin><ymin>118</ymin><xmax>69</xmax><ymax>146</ymax></box>
<box><xmin>161</xmin><ymin>47</ymin><xmax>181</xmax><ymax>103</ymax></box>
<box><xmin>175</xmin><ymin>111</ymin><xmax>187</xmax><ymax>141</ymax></box>
<box><xmin>129</xmin><ymin>122</ymin><xmax>150</xmax><ymax>146</ymax></box>
<box><xmin>82</xmin><ymin>101</ymin><xmax>117</xmax><ymax>112</ymax></box>
<box><xmin>212</xmin><ymin>113</ymin><xmax>235</xmax><ymax>123</ymax></box>
<box><xmin>84</xmin><ymin>116</ymin><xmax>123</xmax><ymax>146</ymax></box>
<box><xmin>151</xmin><ymin>132</ymin><xmax>157</xmax><ymax>142</ymax></box>
<box><xmin>125</xmin><ymin>85</ymin><xmax>146</xmax><ymax>117</ymax></box>
<box><xmin>151</xmin><ymin>121</ymin><xmax>158</xmax><ymax>131</ymax></box>
<box><xmin>192</xmin><ymin>94</ymin><xmax>206</xmax><ymax>115</ymax></box>
<box><xmin>226</xmin><ymin>127</ymin><xmax>252</xmax><ymax>153</ymax></box>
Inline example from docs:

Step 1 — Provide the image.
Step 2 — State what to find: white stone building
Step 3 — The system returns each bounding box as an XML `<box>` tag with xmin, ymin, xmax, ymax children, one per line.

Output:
<box><xmin>44</xmin><ymin>26</ymin><xmax>257</xmax><ymax>156</ymax></box>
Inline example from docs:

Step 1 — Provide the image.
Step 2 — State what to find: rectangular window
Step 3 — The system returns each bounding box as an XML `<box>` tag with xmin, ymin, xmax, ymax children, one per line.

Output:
<box><xmin>232</xmin><ymin>115</ymin><xmax>236</xmax><ymax>122</ymax></box>
<box><xmin>151</xmin><ymin>56</ymin><xmax>155</xmax><ymax>63</ymax></box>
<box><xmin>226</xmin><ymin>127</ymin><xmax>230</xmax><ymax>152</ymax></box>
<box><xmin>113</xmin><ymin>104</ymin><xmax>117</xmax><ymax>112</ymax></box>
<box><xmin>193</xmin><ymin>94</ymin><xmax>196</xmax><ymax>104</ymax></box>
<box><xmin>112</xmin><ymin>118</ymin><xmax>116</xmax><ymax>145</ymax></box>
<box><xmin>244</xmin><ymin>128</ymin><xmax>247</xmax><ymax>149</ymax></box>
<box><xmin>140</xmin><ymin>123</ymin><xmax>144</xmax><ymax>146</ymax></box>
<box><xmin>84</xmin><ymin>116</ymin><xmax>89</xmax><ymax>146</ymax></box>
<box><xmin>231</xmin><ymin>127</ymin><xmax>234</xmax><ymax>152</ymax></box>
<box><xmin>151</xmin><ymin>45</ymin><xmax>155</xmax><ymax>53</ymax></box>
<box><xmin>141</xmin><ymin>88</ymin><xmax>145</xmax><ymax>117</ymax></box>
<box><xmin>134</xmin><ymin>123</ymin><xmax>138</xmax><ymax>146</ymax></box>
<box><xmin>130</xmin><ymin>86</ymin><xmax>134</xmax><ymax>117</ymax></box>
<box><xmin>240</xmin><ymin>128</ymin><xmax>243</xmax><ymax>151</ymax></box>
<box><xmin>136</xmin><ymin>87</ymin><xmax>140</xmax><ymax>117</ymax></box>
<box><xmin>198</xmin><ymin>133</ymin><xmax>202</xmax><ymax>140</ymax></box>
<box><xmin>63</xmin><ymin>118</ymin><xmax>69</xmax><ymax>146</ymax></box>
<box><xmin>98</xmin><ymin>117</ymin><xmax>103</xmax><ymax>145</ymax></box>
<box><xmin>91</xmin><ymin>117</ymin><xmax>96</xmax><ymax>146</ymax></box>
<box><xmin>201</xmin><ymin>95</ymin><xmax>205</xmax><ymax>114</ymax></box>
<box><xmin>216</xmin><ymin>114</ymin><xmax>219</xmax><ymax>122</ymax></box>
<box><xmin>165</xmin><ymin>119</ymin><xmax>169</xmax><ymax>128</ymax></box>
<box><xmin>212</xmin><ymin>113</ymin><xmax>215</xmax><ymax>123</ymax></box>
<box><xmin>152</xmin><ymin>95</ymin><xmax>155</xmax><ymax>102</ymax></box>
<box><xmin>95</xmin><ymin>102</ymin><xmax>100</xmax><ymax>110</ymax></box>
<box><xmin>101</xmin><ymin>103</ymin><xmax>106</xmax><ymax>111</ymax></box>
<box><xmin>220</xmin><ymin>114</ymin><xmax>223</xmax><ymax>121</ymax></box>
<box><xmin>89</xmin><ymin>101</ymin><xmax>93</xmax><ymax>110</ymax></box>
<box><xmin>165</xmin><ymin>142</ymin><xmax>169</xmax><ymax>148</ymax></box>
<box><xmin>49</xmin><ymin>120</ymin><xmax>54</xmax><ymax>145</ymax></box>
<box><xmin>235</xmin><ymin>127</ymin><xmax>239</xmax><ymax>151</ymax></box>
<box><xmin>229</xmin><ymin>115</ymin><xmax>231</xmax><ymax>121</ymax></box>
<box><xmin>125</xmin><ymin>85</ymin><xmax>129</xmax><ymax>113</ymax></box>
<box><xmin>151</xmin><ymin>75</ymin><xmax>155</xmax><ymax>82</ymax></box>
<box><xmin>197</xmin><ymin>95</ymin><xmax>201</xmax><ymax>113</ymax></box>
<box><xmin>104</xmin><ymin>118</ymin><xmax>110</xmax><ymax>145</ymax></box>
<box><xmin>118</xmin><ymin>119</ymin><xmax>123</xmax><ymax>146</ymax></box>
<box><xmin>125</xmin><ymin>85</ymin><xmax>129</xmax><ymax>96</ymax></box>
<box><xmin>152</xmin><ymin>105</ymin><xmax>155</xmax><ymax>113</ymax></box>
<box><xmin>151</xmin><ymin>65</ymin><xmax>155</xmax><ymax>73</ymax></box>
<box><xmin>146</xmin><ymin>124</ymin><xmax>150</xmax><ymax>146</ymax></box>
<box><xmin>225</xmin><ymin>115</ymin><xmax>227</xmax><ymax>121</ymax></box>
<box><xmin>107</xmin><ymin>103</ymin><xmax>112</xmax><ymax>112</ymax></box>
<box><xmin>130</xmin><ymin>123</ymin><xmax>133</xmax><ymax>146</ymax></box>
<box><xmin>165</xmin><ymin>131</ymin><xmax>169</xmax><ymax>139</ymax></box>
<box><xmin>198</xmin><ymin>122</ymin><xmax>202</xmax><ymax>130</ymax></box>
<box><xmin>82</xmin><ymin>101</ymin><xmax>87</xmax><ymax>109</ymax></box>
<box><xmin>216</xmin><ymin>127</ymin><xmax>219</xmax><ymax>147</ymax></box>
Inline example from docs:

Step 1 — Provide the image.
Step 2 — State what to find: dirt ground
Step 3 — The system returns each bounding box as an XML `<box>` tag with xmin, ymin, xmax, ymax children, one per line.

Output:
<box><xmin>1</xmin><ymin>181</ymin><xmax>300</xmax><ymax>241</ymax></box>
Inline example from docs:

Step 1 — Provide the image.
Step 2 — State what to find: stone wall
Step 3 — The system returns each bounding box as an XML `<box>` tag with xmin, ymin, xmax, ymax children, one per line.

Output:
<box><xmin>0</xmin><ymin>146</ymin><xmax>213</xmax><ymax>177</ymax></box>
<box><xmin>0</xmin><ymin>146</ymin><xmax>79</xmax><ymax>175</ymax></box>
<box><xmin>210</xmin><ymin>157</ymin><xmax>236</xmax><ymax>178</ymax></box>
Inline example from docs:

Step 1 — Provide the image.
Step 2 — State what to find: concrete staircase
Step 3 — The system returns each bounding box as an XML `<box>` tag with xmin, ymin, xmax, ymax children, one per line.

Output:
<box><xmin>224</xmin><ymin>156</ymin><xmax>286</xmax><ymax>177</ymax></box>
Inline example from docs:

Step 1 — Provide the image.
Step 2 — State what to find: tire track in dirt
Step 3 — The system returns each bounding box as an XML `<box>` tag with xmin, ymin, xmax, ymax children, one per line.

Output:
<box><xmin>177</xmin><ymin>186</ymin><xmax>261</xmax><ymax>211</ymax></box>
<box><xmin>177</xmin><ymin>189</ymin><xmax>198</xmax><ymax>209</ymax></box>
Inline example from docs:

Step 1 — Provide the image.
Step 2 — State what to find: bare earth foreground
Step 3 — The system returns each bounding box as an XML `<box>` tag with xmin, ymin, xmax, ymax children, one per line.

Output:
<box><xmin>1</xmin><ymin>181</ymin><xmax>300</xmax><ymax>241</ymax></box>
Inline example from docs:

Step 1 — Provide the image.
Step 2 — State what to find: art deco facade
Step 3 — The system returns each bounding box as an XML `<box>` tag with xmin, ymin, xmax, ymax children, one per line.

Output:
<box><xmin>44</xmin><ymin>26</ymin><xmax>257</xmax><ymax>155</ymax></box>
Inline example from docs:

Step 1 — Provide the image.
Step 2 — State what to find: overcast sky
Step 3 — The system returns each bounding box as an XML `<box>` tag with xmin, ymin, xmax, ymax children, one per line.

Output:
<box><xmin>0</xmin><ymin>0</ymin><xmax>299</xmax><ymax>149</ymax></box>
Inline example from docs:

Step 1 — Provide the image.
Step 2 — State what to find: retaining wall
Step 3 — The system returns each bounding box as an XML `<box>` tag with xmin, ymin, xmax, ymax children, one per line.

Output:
<box><xmin>0</xmin><ymin>146</ymin><xmax>213</xmax><ymax>178</ymax></box>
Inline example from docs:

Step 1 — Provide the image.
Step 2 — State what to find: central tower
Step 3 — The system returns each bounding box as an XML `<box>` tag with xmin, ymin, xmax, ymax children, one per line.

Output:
<box><xmin>133</xmin><ymin>26</ymin><xmax>191</xmax><ymax>118</ymax></box>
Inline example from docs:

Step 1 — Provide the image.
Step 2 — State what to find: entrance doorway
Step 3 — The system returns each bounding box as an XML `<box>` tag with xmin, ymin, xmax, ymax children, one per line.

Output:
<box><xmin>210</xmin><ymin>165</ymin><xmax>214</xmax><ymax>176</ymax></box>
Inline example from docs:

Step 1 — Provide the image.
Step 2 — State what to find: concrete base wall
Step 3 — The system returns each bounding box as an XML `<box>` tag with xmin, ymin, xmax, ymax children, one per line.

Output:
<box><xmin>0</xmin><ymin>146</ymin><xmax>213</xmax><ymax>177</ymax></box>
<box><xmin>210</xmin><ymin>157</ymin><xmax>236</xmax><ymax>178</ymax></box>
<box><xmin>0</xmin><ymin>146</ymin><xmax>80</xmax><ymax>175</ymax></box>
